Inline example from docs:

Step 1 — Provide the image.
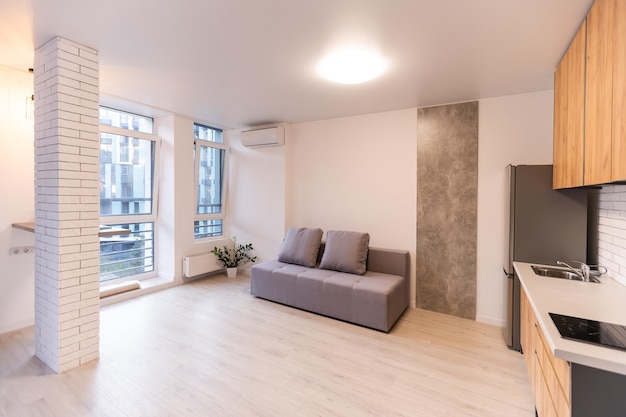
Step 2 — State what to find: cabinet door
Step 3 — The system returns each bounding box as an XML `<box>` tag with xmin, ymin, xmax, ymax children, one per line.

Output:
<box><xmin>553</xmin><ymin>21</ymin><xmax>586</xmax><ymax>189</ymax></box>
<box><xmin>535</xmin><ymin>360</ymin><xmax>560</xmax><ymax>417</ymax></box>
<box><xmin>536</xmin><ymin>324</ymin><xmax>571</xmax><ymax>417</ymax></box>
<box><xmin>520</xmin><ymin>288</ymin><xmax>535</xmax><ymax>387</ymax></box>
<box><xmin>585</xmin><ymin>0</ymin><xmax>615</xmax><ymax>185</ymax></box>
<box><xmin>521</xmin><ymin>286</ymin><xmax>571</xmax><ymax>417</ymax></box>
<box><xmin>613</xmin><ymin>0</ymin><xmax>626</xmax><ymax>180</ymax></box>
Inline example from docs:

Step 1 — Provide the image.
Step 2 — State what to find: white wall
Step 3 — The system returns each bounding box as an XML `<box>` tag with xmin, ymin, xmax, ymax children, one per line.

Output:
<box><xmin>0</xmin><ymin>74</ymin><xmax>556</xmax><ymax>333</ymax></box>
<box><xmin>286</xmin><ymin>109</ymin><xmax>418</xmax><ymax>303</ymax></box>
<box><xmin>158</xmin><ymin>114</ymin><xmax>231</xmax><ymax>280</ymax></box>
<box><xmin>157</xmin><ymin>115</ymin><xmax>189</xmax><ymax>281</ymax></box>
<box><xmin>0</xmin><ymin>65</ymin><xmax>36</xmax><ymax>333</ymax></box>
<box><xmin>276</xmin><ymin>92</ymin><xmax>554</xmax><ymax>321</ymax></box>
<box><xmin>227</xmin><ymin>129</ymin><xmax>287</xmax><ymax>265</ymax></box>
<box><xmin>476</xmin><ymin>90</ymin><xmax>554</xmax><ymax>325</ymax></box>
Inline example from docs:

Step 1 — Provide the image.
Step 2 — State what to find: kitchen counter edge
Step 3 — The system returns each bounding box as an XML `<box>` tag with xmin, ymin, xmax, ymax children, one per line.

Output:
<box><xmin>515</xmin><ymin>261</ymin><xmax>626</xmax><ymax>376</ymax></box>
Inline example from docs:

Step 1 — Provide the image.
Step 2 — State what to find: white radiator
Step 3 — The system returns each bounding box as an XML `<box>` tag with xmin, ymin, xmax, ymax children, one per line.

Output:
<box><xmin>183</xmin><ymin>252</ymin><xmax>222</xmax><ymax>278</ymax></box>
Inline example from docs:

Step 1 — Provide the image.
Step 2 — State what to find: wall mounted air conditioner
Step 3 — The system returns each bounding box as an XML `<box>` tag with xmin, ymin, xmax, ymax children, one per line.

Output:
<box><xmin>241</xmin><ymin>126</ymin><xmax>285</xmax><ymax>147</ymax></box>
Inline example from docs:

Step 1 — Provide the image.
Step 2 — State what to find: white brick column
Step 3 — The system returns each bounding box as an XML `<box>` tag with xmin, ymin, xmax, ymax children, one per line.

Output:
<box><xmin>33</xmin><ymin>37</ymin><xmax>100</xmax><ymax>373</ymax></box>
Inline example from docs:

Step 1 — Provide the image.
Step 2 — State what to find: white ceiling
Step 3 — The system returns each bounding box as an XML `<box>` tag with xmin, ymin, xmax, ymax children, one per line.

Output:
<box><xmin>1</xmin><ymin>0</ymin><xmax>593</xmax><ymax>129</ymax></box>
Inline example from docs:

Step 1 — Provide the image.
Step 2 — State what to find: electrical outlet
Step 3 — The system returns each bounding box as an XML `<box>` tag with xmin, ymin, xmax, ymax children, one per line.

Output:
<box><xmin>9</xmin><ymin>246</ymin><xmax>35</xmax><ymax>256</ymax></box>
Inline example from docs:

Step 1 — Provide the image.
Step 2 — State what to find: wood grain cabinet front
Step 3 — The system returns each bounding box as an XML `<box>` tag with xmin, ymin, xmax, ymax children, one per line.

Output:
<box><xmin>535</xmin><ymin>322</ymin><xmax>571</xmax><ymax>417</ymax></box>
<box><xmin>553</xmin><ymin>0</ymin><xmax>626</xmax><ymax>188</ymax></box>
<box><xmin>553</xmin><ymin>20</ymin><xmax>585</xmax><ymax>189</ymax></box>
<box><xmin>584</xmin><ymin>0</ymin><xmax>614</xmax><ymax>185</ymax></box>
<box><xmin>520</xmin><ymin>288</ymin><xmax>535</xmax><ymax>386</ymax></box>
<box><xmin>611</xmin><ymin>0</ymin><xmax>626</xmax><ymax>180</ymax></box>
<box><xmin>520</xmin><ymin>286</ymin><xmax>571</xmax><ymax>417</ymax></box>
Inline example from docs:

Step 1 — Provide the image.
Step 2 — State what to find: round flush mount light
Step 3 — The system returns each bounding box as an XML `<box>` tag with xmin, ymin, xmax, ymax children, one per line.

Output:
<box><xmin>317</xmin><ymin>48</ymin><xmax>387</xmax><ymax>84</ymax></box>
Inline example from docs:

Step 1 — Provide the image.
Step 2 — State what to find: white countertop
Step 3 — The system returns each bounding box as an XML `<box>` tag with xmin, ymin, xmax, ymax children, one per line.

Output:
<box><xmin>515</xmin><ymin>261</ymin><xmax>626</xmax><ymax>375</ymax></box>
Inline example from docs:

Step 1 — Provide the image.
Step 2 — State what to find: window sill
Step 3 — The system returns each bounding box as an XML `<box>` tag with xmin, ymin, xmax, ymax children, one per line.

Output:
<box><xmin>100</xmin><ymin>276</ymin><xmax>178</xmax><ymax>307</ymax></box>
<box><xmin>12</xmin><ymin>222</ymin><xmax>131</xmax><ymax>237</ymax></box>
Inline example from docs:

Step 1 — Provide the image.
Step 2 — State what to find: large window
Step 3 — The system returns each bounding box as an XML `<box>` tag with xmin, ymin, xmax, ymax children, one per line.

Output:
<box><xmin>99</xmin><ymin>132</ymin><xmax>154</xmax><ymax>216</ymax></box>
<box><xmin>99</xmin><ymin>107</ymin><xmax>159</xmax><ymax>282</ymax></box>
<box><xmin>194</xmin><ymin>123</ymin><xmax>226</xmax><ymax>239</ymax></box>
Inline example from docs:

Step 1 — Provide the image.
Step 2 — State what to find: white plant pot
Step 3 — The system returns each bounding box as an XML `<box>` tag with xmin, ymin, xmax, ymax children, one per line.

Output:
<box><xmin>226</xmin><ymin>267</ymin><xmax>237</xmax><ymax>278</ymax></box>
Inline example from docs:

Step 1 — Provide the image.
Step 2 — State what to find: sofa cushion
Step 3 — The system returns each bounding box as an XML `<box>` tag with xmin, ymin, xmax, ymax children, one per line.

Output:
<box><xmin>353</xmin><ymin>273</ymin><xmax>406</xmax><ymax>330</ymax></box>
<box><xmin>295</xmin><ymin>269</ymin><xmax>336</xmax><ymax>312</ymax></box>
<box><xmin>322</xmin><ymin>272</ymin><xmax>364</xmax><ymax>322</ymax></box>
<box><xmin>250</xmin><ymin>260</ymin><xmax>288</xmax><ymax>300</ymax></box>
<box><xmin>271</xmin><ymin>264</ymin><xmax>309</xmax><ymax>306</ymax></box>
<box><xmin>319</xmin><ymin>230</ymin><xmax>370</xmax><ymax>275</ymax></box>
<box><xmin>278</xmin><ymin>227</ymin><xmax>323</xmax><ymax>267</ymax></box>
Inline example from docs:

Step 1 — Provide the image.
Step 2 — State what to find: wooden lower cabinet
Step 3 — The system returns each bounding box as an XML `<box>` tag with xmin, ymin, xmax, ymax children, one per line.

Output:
<box><xmin>535</xmin><ymin>363</ymin><xmax>558</xmax><ymax>417</ymax></box>
<box><xmin>520</xmin><ymin>289</ymin><xmax>535</xmax><ymax>384</ymax></box>
<box><xmin>520</xmin><ymin>287</ymin><xmax>571</xmax><ymax>417</ymax></box>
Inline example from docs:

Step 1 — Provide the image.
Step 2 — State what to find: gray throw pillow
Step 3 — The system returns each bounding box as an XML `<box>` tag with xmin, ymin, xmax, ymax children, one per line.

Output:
<box><xmin>277</xmin><ymin>227</ymin><xmax>323</xmax><ymax>267</ymax></box>
<box><xmin>319</xmin><ymin>231</ymin><xmax>370</xmax><ymax>275</ymax></box>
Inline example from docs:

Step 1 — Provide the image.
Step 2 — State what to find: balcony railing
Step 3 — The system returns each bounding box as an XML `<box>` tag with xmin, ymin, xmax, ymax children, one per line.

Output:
<box><xmin>197</xmin><ymin>202</ymin><xmax>222</xmax><ymax>214</ymax></box>
<box><xmin>100</xmin><ymin>222</ymin><xmax>154</xmax><ymax>282</ymax></box>
<box><xmin>194</xmin><ymin>219</ymin><xmax>223</xmax><ymax>239</ymax></box>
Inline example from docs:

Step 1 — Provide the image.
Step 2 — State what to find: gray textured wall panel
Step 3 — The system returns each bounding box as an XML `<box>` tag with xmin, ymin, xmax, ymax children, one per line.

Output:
<box><xmin>416</xmin><ymin>101</ymin><xmax>478</xmax><ymax>319</ymax></box>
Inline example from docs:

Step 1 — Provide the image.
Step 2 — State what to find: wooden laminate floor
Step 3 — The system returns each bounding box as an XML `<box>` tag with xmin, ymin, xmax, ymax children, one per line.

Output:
<box><xmin>0</xmin><ymin>273</ymin><xmax>534</xmax><ymax>417</ymax></box>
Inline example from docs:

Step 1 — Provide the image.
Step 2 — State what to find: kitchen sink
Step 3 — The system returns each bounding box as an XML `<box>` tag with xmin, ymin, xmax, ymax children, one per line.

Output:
<box><xmin>531</xmin><ymin>265</ymin><xmax>601</xmax><ymax>283</ymax></box>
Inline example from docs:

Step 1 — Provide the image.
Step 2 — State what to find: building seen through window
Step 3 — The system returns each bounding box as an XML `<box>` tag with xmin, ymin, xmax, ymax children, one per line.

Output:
<box><xmin>99</xmin><ymin>107</ymin><xmax>157</xmax><ymax>282</ymax></box>
<box><xmin>194</xmin><ymin>123</ymin><xmax>226</xmax><ymax>239</ymax></box>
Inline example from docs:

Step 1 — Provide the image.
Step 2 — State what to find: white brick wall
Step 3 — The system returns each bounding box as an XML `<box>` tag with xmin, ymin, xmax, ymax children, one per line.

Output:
<box><xmin>598</xmin><ymin>184</ymin><xmax>626</xmax><ymax>287</ymax></box>
<box><xmin>34</xmin><ymin>37</ymin><xmax>100</xmax><ymax>373</ymax></box>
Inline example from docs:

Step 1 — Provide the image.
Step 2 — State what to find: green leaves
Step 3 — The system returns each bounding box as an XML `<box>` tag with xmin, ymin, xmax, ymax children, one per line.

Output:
<box><xmin>210</xmin><ymin>237</ymin><xmax>258</xmax><ymax>268</ymax></box>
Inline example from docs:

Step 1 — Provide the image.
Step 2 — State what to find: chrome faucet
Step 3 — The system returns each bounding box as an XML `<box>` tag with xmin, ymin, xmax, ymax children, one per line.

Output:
<box><xmin>557</xmin><ymin>260</ymin><xmax>591</xmax><ymax>282</ymax></box>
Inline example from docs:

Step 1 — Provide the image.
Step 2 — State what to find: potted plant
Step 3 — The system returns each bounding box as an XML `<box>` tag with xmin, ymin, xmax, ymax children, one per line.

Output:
<box><xmin>210</xmin><ymin>237</ymin><xmax>257</xmax><ymax>277</ymax></box>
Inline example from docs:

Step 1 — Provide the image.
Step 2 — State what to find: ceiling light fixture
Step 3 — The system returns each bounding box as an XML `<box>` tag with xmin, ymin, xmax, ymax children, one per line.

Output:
<box><xmin>317</xmin><ymin>48</ymin><xmax>387</xmax><ymax>84</ymax></box>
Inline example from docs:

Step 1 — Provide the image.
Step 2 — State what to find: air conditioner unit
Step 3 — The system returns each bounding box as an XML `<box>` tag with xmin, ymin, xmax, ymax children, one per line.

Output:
<box><xmin>241</xmin><ymin>126</ymin><xmax>285</xmax><ymax>147</ymax></box>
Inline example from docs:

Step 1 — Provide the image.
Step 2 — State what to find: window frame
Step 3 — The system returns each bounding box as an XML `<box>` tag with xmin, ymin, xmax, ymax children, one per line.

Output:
<box><xmin>193</xmin><ymin>129</ymin><xmax>228</xmax><ymax>240</ymax></box>
<box><xmin>99</xmin><ymin>119</ymin><xmax>161</xmax><ymax>284</ymax></box>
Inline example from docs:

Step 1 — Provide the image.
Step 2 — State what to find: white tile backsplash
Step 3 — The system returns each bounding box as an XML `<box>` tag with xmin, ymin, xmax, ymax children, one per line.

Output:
<box><xmin>598</xmin><ymin>185</ymin><xmax>626</xmax><ymax>286</ymax></box>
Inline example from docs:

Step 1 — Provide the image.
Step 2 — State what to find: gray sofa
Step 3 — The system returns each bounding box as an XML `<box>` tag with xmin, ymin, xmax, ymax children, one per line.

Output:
<box><xmin>250</xmin><ymin>230</ymin><xmax>410</xmax><ymax>332</ymax></box>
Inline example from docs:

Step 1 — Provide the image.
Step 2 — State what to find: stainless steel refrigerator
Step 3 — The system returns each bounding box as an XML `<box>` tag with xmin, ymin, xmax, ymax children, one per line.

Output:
<box><xmin>503</xmin><ymin>164</ymin><xmax>590</xmax><ymax>351</ymax></box>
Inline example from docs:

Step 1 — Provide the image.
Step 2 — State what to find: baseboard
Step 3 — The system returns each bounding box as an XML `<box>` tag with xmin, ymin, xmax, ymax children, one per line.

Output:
<box><xmin>476</xmin><ymin>314</ymin><xmax>505</xmax><ymax>327</ymax></box>
<box><xmin>0</xmin><ymin>318</ymin><xmax>34</xmax><ymax>336</ymax></box>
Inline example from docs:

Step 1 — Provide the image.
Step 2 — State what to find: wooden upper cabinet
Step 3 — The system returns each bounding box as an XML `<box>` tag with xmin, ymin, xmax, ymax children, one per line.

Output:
<box><xmin>553</xmin><ymin>0</ymin><xmax>626</xmax><ymax>188</ymax></box>
<box><xmin>584</xmin><ymin>0</ymin><xmax>615</xmax><ymax>185</ymax></box>
<box><xmin>553</xmin><ymin>21</ymin><xmax>586</xmax><ymax>189</ymax></box>
<box><xmin>613</xmin><ymin>0</ymin><xmax>626</xmax><ymax>180</ymax></box>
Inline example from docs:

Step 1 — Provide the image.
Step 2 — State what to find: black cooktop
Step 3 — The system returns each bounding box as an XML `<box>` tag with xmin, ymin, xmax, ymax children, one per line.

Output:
<box><xmin>549</xmin><ymin>313</ymin><xmax>626</xmax><ymax>352</ymax></box>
